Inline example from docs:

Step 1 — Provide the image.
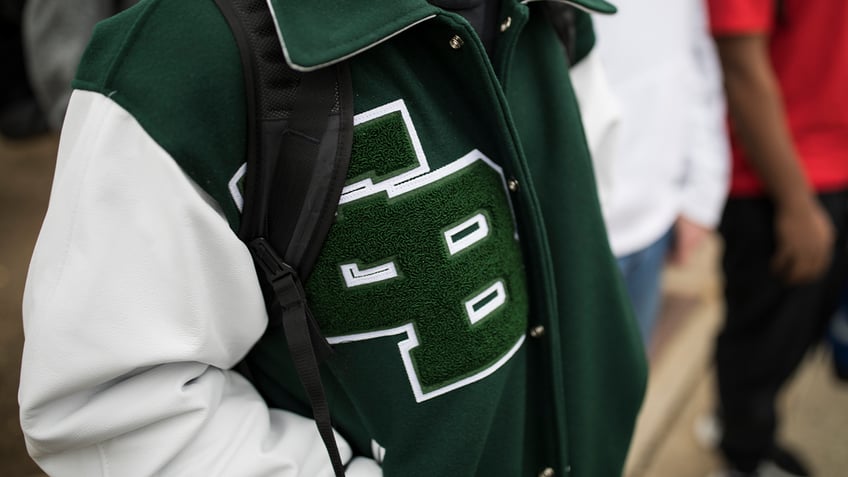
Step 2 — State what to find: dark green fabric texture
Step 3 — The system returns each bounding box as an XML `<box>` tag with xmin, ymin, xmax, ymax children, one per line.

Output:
<box><xmin>348</xmin><ymin>112</ymin><xmax>420</xmax><ymax>183</ymax></box>
<box><xmin>309</xmin><ymin>159</ymin><xmax>527</xmax><ymax>392</ymax></box>
<box><xmin>572</xmin><ymin>9</ymin><xmax>597</xmax><ymax>65</ymax></box>
<box><xmin>507</xmin><ymin>9</ymin><xmax>646</xmax><ymax>476</ymax></box>
<box><xmin>72</xmin><ymin>0</ymin><xmax>645</xmax><ymax>475</ymax></box>
<box><xmin>73</xmin><ymin>0</ymin><xmax>246</xmax><ymax>227</ymax></box>
<box><xmin>268</xmin><ymin>0</ymin><xmax>613</xmax><ymax>69</ymax></box>
<box><xmin>569</xmin><ymin>0</ymin><xmax>616</xmax><ymax>14</ymax></box>
<box><xmin>268</xmin><ymin>0</ymin><xmax>439</xmax><ymax>70</ymax></box>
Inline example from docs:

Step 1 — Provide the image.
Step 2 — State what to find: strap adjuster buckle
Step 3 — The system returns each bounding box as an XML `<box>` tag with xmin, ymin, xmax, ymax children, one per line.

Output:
<box><xmin>249</xmin><ymin>237</ymin><xmax>306</xmax><ymax>311</ymax></box>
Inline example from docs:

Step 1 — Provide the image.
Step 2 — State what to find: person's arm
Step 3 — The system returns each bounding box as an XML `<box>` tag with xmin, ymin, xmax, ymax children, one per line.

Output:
<box><xmin>714</xmin><ymin>34</ymin><xmax>834</xmax><ymax>283</ymax></box>
<box><xmin>19</xmin><ymin>90</ymin><xmax>380</xmax><ymax>476</ymax></box>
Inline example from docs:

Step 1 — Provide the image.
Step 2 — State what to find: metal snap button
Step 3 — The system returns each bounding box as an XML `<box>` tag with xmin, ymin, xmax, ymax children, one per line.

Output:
<box><xmin>449</xmin><ymin>35</ymin><xmax>464</xmax><ymax>50</ymax></box>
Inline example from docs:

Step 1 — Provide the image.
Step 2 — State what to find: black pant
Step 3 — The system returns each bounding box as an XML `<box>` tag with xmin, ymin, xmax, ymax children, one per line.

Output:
<box><xmin>716</xmin><ymin>190</ymin><xmax>848</xmax><ymax>470</ymax></box>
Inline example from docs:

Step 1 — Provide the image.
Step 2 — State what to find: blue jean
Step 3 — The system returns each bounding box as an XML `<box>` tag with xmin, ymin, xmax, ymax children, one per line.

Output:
<box><xmin>616</xmin><ymin>229</ymin><xmax>674</xmax><ymax>346</ymax></box>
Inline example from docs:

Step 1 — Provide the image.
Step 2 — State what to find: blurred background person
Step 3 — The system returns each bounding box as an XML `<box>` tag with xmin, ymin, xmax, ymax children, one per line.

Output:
<box><xmin>0</xmin><ymin>0</ymin><xmax>47</xmax><ymax>139</ymax></box>
<box><xmin>706</xmin><ymin>0</ymin><xmax>848</xmax><ymax>475</ymax></box>
<box><xmin>22</xmin><ymin>0</ymin><xmax>138</xmax><ymax>131</ymax></box>
<box><xmin>573</xmin><ymin>0</ymin><xmax>730</xmax><ymax>350</ymax></box>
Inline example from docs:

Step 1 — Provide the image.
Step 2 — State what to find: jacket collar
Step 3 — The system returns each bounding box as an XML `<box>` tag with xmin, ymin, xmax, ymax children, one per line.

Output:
<box><xmin>266</xmin><ymin>0</ymin><xmax>615</xmax><ymax>72</ymax></box>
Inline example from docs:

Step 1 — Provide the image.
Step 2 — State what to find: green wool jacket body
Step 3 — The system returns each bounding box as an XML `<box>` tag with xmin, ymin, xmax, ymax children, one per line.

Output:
<box><xmin>30</xmin><ymin>0</ymin><xmax>646</xmax><ymax>475</ymax></box>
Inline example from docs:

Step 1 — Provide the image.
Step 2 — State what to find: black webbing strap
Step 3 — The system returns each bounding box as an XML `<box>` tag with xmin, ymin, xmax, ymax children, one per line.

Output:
<box><xmin>249</xmin><ymin>238</ymin><xmax>343</xmax><ymax>475</ymax></box>
<box><xmin>212</xmin><ymin>1</ymin><xmax>351</xmax><ymax>475</ymax></box>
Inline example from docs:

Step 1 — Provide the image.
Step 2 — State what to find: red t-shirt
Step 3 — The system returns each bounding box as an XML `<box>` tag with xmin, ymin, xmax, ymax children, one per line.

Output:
<box><xmin>708</xmin><ymin>0</ymin><xmax>848</xmax><ymax>196</ymax></box>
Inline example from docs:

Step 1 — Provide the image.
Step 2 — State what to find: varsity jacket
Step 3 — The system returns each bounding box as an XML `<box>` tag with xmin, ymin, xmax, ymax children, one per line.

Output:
<box><xmin>19</xmin><ymin>1</ymin><xmax>646</xmax><ymax>476</ymax></box>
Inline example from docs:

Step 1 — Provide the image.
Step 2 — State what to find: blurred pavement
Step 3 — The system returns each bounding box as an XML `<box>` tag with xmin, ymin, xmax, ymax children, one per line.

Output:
<box><xmin>1</xmin><ymin>134</ymin><xmax>55</xmax><ymax>476</ymax></box>
<box><xmin>627</xmin><ymin>236</ymin><xmax>848</xmax><ymax>477</ymax></box>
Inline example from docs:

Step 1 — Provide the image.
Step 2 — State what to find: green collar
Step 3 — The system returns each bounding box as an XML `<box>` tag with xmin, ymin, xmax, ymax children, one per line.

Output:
<box><xmin>267</xmin><ymin>0</ymin><xmax>615</xmax><ymax>71</ymax></box>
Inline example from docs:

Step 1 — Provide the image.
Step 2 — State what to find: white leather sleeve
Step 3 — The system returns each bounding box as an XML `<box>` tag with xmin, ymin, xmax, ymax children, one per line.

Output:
<box><xmin>19</xmin><ymin>90</ymin><xmax>380</xmax><ymax>477</ymax></box>
<box><xmin>569</xmin><ymin>48</ymin><xmax>622</xmax><ymax>215</ymax></box>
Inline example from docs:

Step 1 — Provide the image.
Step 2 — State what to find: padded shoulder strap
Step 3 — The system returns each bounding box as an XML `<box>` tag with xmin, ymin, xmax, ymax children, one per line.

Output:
<box><xmin>219</xmin><ymin>3</ymin><xmax>353</xmax><ymax>275</ymax></box>
<box><xmin>212</xmin><ymin>1</ymin><xmax>353</xmax><ymax>476</ymax></box>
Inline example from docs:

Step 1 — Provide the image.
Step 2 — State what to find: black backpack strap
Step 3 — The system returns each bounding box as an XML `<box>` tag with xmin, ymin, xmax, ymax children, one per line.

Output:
<box><xmin>212</xmin><ymin>1</ymin><xmax>353</xmax><ymax>475</ymax></box>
